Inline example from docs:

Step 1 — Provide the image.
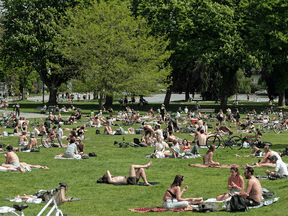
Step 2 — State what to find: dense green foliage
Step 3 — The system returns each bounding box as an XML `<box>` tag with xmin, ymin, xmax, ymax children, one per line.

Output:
<box><xmin>57</xmin><ymin>0</ymin><xmax>172</xmax><ymax>109</ymax></box>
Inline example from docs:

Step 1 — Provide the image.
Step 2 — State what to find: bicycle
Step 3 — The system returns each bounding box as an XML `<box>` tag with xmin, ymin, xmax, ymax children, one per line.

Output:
<box><xmin>0</xmin><ymin>189</ymin><xmax>66</xmax><ymax>216</ymax></box>
<box><xmin>260</xmin><ymin>120</ymin><xmax>283</xmax><ymax>134</ymax></box>
<box><xmin>206</xmin><ymin>131</ymin><xmax>242</xmax><ymax>150</ymax></box>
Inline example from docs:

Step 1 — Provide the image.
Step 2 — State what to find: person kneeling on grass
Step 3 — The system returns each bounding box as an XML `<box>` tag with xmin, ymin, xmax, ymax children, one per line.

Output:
<box><xmin>103</xmin><ymin>161</ymin><xmax>152</xmax><ymax>186</ymax></box>
<box><xmin>162</xmin><ymin>175</ymin><xmax>203</xmax><ymax>210</ymax></box>
<box><xmin>216</xmin><ymin>167</ymin><xmax>245</xmax><ymax>201</ymax></box>
<box><xmin>265</xmin><ymin>155</ymin><xmax>288</xmax><ymax>179</ymax></box>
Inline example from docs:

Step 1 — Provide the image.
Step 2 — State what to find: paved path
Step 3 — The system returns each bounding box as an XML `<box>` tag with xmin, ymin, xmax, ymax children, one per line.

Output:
<box><xmin>0</xmin><ymin>110</ymin><xmax>48</xmax><ymax>119</ymax></box>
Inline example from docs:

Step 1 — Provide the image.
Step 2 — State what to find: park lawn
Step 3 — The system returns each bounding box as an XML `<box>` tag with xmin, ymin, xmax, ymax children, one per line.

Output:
<box><xmin>0</xmin><ymin>109</ymin><xmax>288</xmax><ymax>215</ymax></box>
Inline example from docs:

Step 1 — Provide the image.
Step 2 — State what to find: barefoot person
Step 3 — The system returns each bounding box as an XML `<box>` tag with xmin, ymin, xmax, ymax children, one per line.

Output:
<box><xmin>104</xmin><ymin>162</ymin><xmax>152</xmax><ymax>186</ymax></box>
<box><xmin>235</xmin><ymin>146</ymin><xmax>264</xmax><ymax>158</ymax></box>
<box><xmin>162</xmin><ymin>175</ymin><xmax>203</xmax><ymax>210</ymax></box>
<box><xmin>197</xmin><ymin>129</ymin><xmax>206</xmax><ymax>146</ymax></box>
<box><xmin>216</xmin><ymin>167</ymin><xmax>245</xmax><ymax>201</ymax></box>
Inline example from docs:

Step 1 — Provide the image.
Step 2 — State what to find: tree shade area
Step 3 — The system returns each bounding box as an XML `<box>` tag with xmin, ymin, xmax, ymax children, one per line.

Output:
<box><xmin>0</xmin><ymin>0</ymin><xmax>288</xmax><ymax>106</ymax></box>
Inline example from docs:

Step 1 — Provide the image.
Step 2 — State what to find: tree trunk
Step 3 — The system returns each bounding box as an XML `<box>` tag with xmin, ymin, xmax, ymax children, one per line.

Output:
<box><xmin>22</xmin><ymin>76</ymin><xmax>26</xmax><ymax>101</ymax></box>
<box><xmin>278</xmin><ymin>92</ymin><xmax>285</xmax><ymax>106</ymax></box>
<box><xmin>105</xmin><ymin>95</ymin><xmax>113</xmax><ymax>105</ymax></box>
<box><xmin>164</xmin><ymin>89</ymin><xmax>171</xmax><ymax>106</ymax></box>
<box><xmin>220</xmin><ymin>95</ymin><xmax>228</xmax><ymax>107</ymax></box>
<box><xmin>98</xmin><ymin>93</ymin><xmax>103</xmax><ymax>110</ymax></box>
<box><xmin>185</xmin><ymin>89</ymin><xmax>189</xmax><ymax>101</ymax></box>
<box><xmin>48</xmin><ymin>87</ymin><xmax>58</xmax><ymax>105</ymax></box>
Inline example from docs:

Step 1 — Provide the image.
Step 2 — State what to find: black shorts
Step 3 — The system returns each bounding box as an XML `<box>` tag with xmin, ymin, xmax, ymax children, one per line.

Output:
<box><xmin>127</xmin><ymin>177</ymin><xmax>139</xmax><ymax>185</ymax></box>
<box><xmin>145</xmin><ymin>131</ymin><xmax>151</xmax><ymax>136</ymax></box>
<box><xmin>244</xmin><ymin>197</ymin><xmax>260</xmax><ymax>207</ymax></box>
<box><xmin>255</xmin><ymin>150</ymin><xmax>262</xmax><ymax>157</ymax></box>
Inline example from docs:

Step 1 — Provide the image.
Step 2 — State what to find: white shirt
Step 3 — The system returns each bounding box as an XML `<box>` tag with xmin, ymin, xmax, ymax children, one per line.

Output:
<box><xmin>271</xmin><ymin>151</ymin><xmax>282</xmax><ymax>162</ymax></box>
<box><xmin>176</xmin><ymin>112</ymin><xmax>181</xmax><ymax>119</ymax></box>
<box><xmin>275</xmin><ymin>160</ymin><xmax>288</xmax><ymax>176</ymax></box>
<box><xmin>156</xmin><ymin>129</ymin><xmax>164</xmax><ymax>140</ymax></box>
<box><xmin>57</xmin><ymin>128</ymin><xmax>63</xmax><ymax>137</ymax></box>
<box><xmin>184</xmin><ymin>108</ymin><xmax>188</xmax><ymax>113</ymax></box>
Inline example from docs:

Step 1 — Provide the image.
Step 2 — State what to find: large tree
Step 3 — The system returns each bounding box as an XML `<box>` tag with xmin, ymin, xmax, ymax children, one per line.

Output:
<box><xmin>240</xmin><ymin>0</ymin><xmax>288</xmax><ymax>106</ymax></box>
<box><xmin>131</xmin><ymin>0</ymin><xmax>252</xmax><ymax>106</ymax></box>
<box><xmin>58</xmin><ymin>0</ymin><xmax>172</xmax><ymax>109</ymax></box>
<box><xmin>0</xmin><ymin>0</ymin><xmax>87</xmax><ymax>104</ymax></box>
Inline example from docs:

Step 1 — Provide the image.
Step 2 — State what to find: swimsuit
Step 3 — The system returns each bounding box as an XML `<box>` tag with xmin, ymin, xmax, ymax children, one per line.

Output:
<box><xmin>231</xmin><ymin>176</ymin><xmax>241</xmax><ymax>187</ymax></box>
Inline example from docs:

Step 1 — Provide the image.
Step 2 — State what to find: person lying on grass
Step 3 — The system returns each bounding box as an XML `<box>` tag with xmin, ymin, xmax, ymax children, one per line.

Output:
<box><xmin>162</xmin><ymin>175</ymin><xmax>203</xmax><ymax>210</ymax></box>
<box><xmin>246</xmin><ymin>145</ymin><xmax>282</xmax><ymax>168</ymax></box>
<box><xmin>229</xmin><ymin>167</ymin><xmax>262</xmax><ymax>207</ymax></box>
<box><xmin>1</xmin><ymin>145</ymin><xmax>49</xmax><ymax>171</ymax></box>
<box><xmin>103</xmin><ymin>161</ymin><xmax>152</xmax><ymax>186</ymax></box>
<box><xmin>235</xmin><ymin>146</ymin><xmax>265</xmax><ymax>158</ymax></box>
<box><xmin>264</xmin><ymin>155</ymin><xmax>288</xmax><ymax>179</ymax></box>
<box><xmin>216</xmin><ymin>167</ymin><xmax>245</xmax><ymax>201</ymax></box>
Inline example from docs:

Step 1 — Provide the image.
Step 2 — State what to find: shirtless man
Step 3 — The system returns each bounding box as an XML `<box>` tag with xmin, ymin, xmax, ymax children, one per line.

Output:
<box><xmin>142</xmin><ymin>124</ymin><xmax>155</xmax><ymax>146</ymax></box>
<box><xmin>236</xmin><ymin>167</ymin><xmax>262</xmax><ymax>207</ymax></box>
<box><xmin>2</xmin><ymin>145</ymin><xmax>20</xmax><ymax>169</ymax></box>
<box><xmin>103</xmin><ymin>161</ymin><xmax>152</xmax><ymax>186</ymax></box>
<box><xmin>197</xmin><ymin>129</ymin><xmax>206</xmax><ymax>146</ymax></box>
<box><xmin>12</xmin><ymin>132</ymin><xmax>38</xmax><ymax>151</ymax></box>
<box><xmin>18</xmin><ymin>132</ymin><xmax>29</xmax><ymax>146</ymax></box>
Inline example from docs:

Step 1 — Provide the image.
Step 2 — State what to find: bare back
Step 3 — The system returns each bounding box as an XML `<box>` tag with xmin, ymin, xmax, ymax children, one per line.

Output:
<box><xmin>245</xmin><ymin>176</ymin><xmax>262</xmax><ymax>204</ymax></box>
<box><xmin>198</xmin><ymin>134</ymin><xmax>206</xmax><ymax>146</ymax></box>
<box><xmin>6</xmin><ymin>151</ymin><xmax>19</xmax><ymax>164</ymax></box>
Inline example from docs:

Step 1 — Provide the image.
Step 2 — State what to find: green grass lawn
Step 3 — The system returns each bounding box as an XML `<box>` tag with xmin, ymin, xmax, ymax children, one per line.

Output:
<box><xmin>0</xmin><ymin>105</ymin><xmax>288</xmax><ymax>215</ymax></box>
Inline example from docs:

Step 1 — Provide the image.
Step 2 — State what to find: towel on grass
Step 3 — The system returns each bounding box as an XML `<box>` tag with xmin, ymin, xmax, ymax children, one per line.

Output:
<box><xmin>54</xmin><ymin>155</ymin><xmax>82</xmax><ymax>159</ymax></box>
<box><xmin>222</xmin><ymin>197</ymin><xmax>279</xmax><ymax>210</ymax></box>
<box><xmin>189</xmin><ymin>164</ymin><xmax>242</xmax><ymax>168</ymax></box>
<box><xmin>129</xmin><ymin>206</ymin><xmax>193</xmax><ymax>212</ymax></box>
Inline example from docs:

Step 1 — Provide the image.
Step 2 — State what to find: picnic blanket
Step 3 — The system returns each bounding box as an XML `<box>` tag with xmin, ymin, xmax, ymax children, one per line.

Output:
<box><xmin>129</xmin><ymin>206</ymin><xmax>193</xmax><ymax>212</ymax></box>
<box><xmin>222</xmin><ymin>197</ymin><xmax>279</xmax><ymax>210</ymax></box>
<box><xmin>54</xmin><ymin>155</ymin><xmax>82</xmax><ymax>159</ymax></box>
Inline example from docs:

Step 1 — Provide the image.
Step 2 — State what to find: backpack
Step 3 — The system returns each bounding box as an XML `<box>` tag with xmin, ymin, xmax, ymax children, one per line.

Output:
<box><xmin>226</xmin><ymin>195</ymin><xmax>247</xmax><ymax>212</ymax></box>
<box><xmin>194</xmin><ymin>203</ymin><xmax>218</xmax><ymax>213</ymax></box>
<box><xmin>114</xmin><ymin>128</ymin><xmax>123</xmax><ymax>135</ymax></box>
<box><xmin>95</xmin><ymin>129</ymin><xmax>100</xmax><ymax>134</ymax></box>
<box><xmin>134</xmin><ymin>138</ymin><xmax>140</xmax><ymax>144</ymax></box>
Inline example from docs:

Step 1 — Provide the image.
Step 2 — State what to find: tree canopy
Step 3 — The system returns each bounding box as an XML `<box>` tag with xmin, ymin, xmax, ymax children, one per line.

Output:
<box><xmin>58</xmin><ymin>0</ymin><xmax>172</xmax><ymax>108</ymax></box>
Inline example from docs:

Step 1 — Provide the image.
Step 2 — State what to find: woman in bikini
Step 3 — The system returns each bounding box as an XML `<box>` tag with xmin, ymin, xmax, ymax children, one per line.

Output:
<box><xmin>189</xmin><ymin>145</ymin><xmax>220</xmax><ymax>167</ymax></box>
<box><xmin>182</xmin><ymin>139</ymin><xmax>191</xmax><ymax>152</ymax></box>
<box><xmin>216</xmin><ymin>167</ymin><xmax>244</xmax><ymax>201</ymax></box>
<box><xmin>162</xmin><ymin>175</ymin><xmax>203</xmax><ymax>210</ymax></box>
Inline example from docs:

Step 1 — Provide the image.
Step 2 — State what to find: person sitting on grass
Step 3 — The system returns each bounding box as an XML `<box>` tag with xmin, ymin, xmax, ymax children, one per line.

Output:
<box><xmin>17</xmin><ymin>132</ymin><xmax>29</xmax><ymax>146</ymax></box>
<box><xmin>1</xmin><ymin>145</ymin><xmax>49</xmax><ymax>171</ymax></box>
<box><xmin>197</xmin><ymin>129</ymin><xmax>206</xmax><ymax>146</ymax></box>
<box><xmin>231</xmin><ymin>167</ymin><xmax>262</xmax><ymax>207</ymax></box>
<box><xmin>203</xmin><ymin>145</ymin><xmax>220</xmax><ymax>167</ymax></box>
<box><xmin>154</xmin><ymin>136</ymin><xmax>170</xmax><ymax>158</ymax></box>
<box><xmin>216</xmin><ymin>167</ymin><xmax>245</xmax><ymax>201</ymax></box>
<box><xmin>62</xmin><ymin>138</ymin><xmax>78</xmax><ymax>158</ymax></box>
<box><xmin>103</xmin><ymin>161</ymin><xmax>152</xmax><ymax>186</ymax></box>
<box><xmin>162</xmin><ymin>175</ymin><xmax>203</xmax><ymax>210</ymax></box>
<box><xmin>57</xmin><ymin>124</ymin><xmax>67</xmax><ymax>140</ymax></box>
<box><xmin>104</xmin><ymin>125</ymin><xmax>114</xmax><ymax>135</ymax></box>
<box><xmin>264</xmin><ymin>155</ymin><xmax>288</xmax><ymax>179</ymax></box>
<box><xmin>246</xmin><ymin>145</ymin><xmax>282</xmax><ymax>168</ymax></box>
<box><xmin>7</xmin><ymin>132</ymin><xmax>38</xmax><ymax>152</ymax></box>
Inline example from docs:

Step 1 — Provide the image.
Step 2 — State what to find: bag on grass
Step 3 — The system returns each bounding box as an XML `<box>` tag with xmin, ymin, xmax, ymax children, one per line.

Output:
<box><xmin>226</xmin><ymin>195</ymin><xmax>247</xmax><ymax>212</ymax></box>
<box><xmin>194</xmin><ymin>203</ymin><xmax>218</xmax><ymax>213</ymax></box>
<box><xmin>134</xmin><ymin>138</ymin><xmax>140</xmax><ymax>145</ymax></box>
<box><xmin>30</xmin><ymin>148</ymin><xmax>40</xmax><ymax>152</ymax></box>
<box><xmin>95</xmin><ymin>129</ymin><xmax>100</xmax><ymax>134</ymax></box>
